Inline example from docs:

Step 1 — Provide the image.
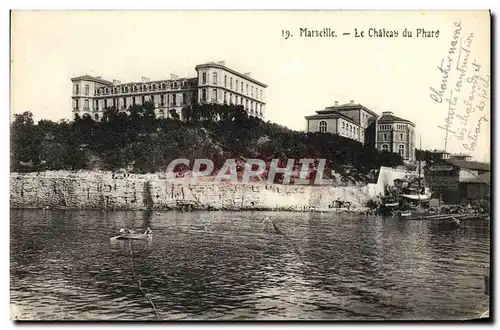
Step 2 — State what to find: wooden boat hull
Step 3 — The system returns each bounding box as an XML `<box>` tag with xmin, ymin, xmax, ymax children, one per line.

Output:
<box><xmin>385</xmin><ymin>202</ymin><xmax>399</xmax><ymax>208</ymax></box>
<box><xmin>400</xmin><ymin>194</ymin><xmax>430</xmax><ymax>201</ymax></box>
<box><xmin>111</xmin><ymin>234</ymin><xmax>152</xmax><ymax>241</ymax></box>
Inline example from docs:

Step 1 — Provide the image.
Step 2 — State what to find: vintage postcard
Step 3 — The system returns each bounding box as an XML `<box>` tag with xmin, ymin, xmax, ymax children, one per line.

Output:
<box><xmin>10</xmin><ymin>10</ymin><xmax>491</xmax><ymax>321</ymax></box>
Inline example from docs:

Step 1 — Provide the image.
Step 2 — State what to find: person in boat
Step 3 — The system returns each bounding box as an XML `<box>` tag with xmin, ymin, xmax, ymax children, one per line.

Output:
<box><xmin>119</xmin><ymin>228</ymin><xmax>135</xmax><ymax>234</ymax></box>
<box><xmin>261</xmin><ymin>216</ymin><xmax>283</xmax><ymax>234</ymax></box>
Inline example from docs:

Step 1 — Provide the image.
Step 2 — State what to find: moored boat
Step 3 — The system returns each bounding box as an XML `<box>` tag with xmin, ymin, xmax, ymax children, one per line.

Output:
<box><xmin>398</xmin><ymin>210</ymin><xmax>412</xmax><ymax>218</ymax></box>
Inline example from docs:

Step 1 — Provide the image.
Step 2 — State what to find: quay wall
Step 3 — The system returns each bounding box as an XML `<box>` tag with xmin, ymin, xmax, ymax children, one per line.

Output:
<box><xmin>10</xmin><ymin>171</ymin><xmax>389</xmax><ymax>211</ymax></box>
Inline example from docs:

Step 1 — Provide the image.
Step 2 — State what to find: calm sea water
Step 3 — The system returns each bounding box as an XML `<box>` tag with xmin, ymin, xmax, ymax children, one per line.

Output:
<box><xmin>10</xmin><ymin>209</ymin><xmax>490</xmax><ymax>320</ymax></box>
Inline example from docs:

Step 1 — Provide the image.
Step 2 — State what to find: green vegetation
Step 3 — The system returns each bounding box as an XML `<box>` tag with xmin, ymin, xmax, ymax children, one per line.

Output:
<box><xmin>10</xmin><ymin>103</ymin><xmax>404</xmax><ymax>183</ymax></box>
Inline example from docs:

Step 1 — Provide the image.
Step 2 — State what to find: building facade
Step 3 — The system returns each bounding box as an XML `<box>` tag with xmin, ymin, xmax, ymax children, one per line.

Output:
<box><xmin>71</xmin><ymin>61</ymin><xmax>267</xmax><ymax>121</ymax></box>
<box><xmin>375</xmin><ymin>111</ymin><xmax>416</xmax><ymax>161</ymax></box>
<box><xmin>424</xmin><ymin>156</ymin><xmax>490</xmax><ymax>204</ymax></box>
<box><xmin>304</xmin><ymin>101</ymin><xmax>379</xmax><ymax>145</ymax></box>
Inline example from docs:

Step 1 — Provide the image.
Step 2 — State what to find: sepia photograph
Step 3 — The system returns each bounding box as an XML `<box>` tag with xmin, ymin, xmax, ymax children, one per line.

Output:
<box><xmin>9</xmin><ymin>9</ymin><xmax>491</xmax><ymax>321</ymax></box>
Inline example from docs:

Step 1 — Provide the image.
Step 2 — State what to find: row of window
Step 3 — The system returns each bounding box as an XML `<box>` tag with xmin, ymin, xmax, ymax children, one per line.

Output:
<box><xmin>379</xmin><ymin>124</ymin><xmax>407</xmax><ymax>131</ymax></box>
<box><xmin>74</xmin><ymin>112</ymin><xmax>100</xmax><ymax>121</ymax></box>
<box><xmin>74</xmin><ymin>84</ymin><xmax>90</xmax><ymax>96</ymax></box>
<box><xmin>75</xmin><ymin>109</ymin><xmax>177</xmax><ymax>121</ymax></box>
<box><xmin>200</xmin><ymin>72</ymin><xmax>263</xmax><ymax>100</ymax></box>
<box><xmin>92</xmin><ymin>80</ymin><xmax>192</xmax><ymax>96</ymax></box>
<box><xmin>381</xmin><ymin>144</ymin><xmax>405</xmax><ymax>156</ymax></box>
<box><xmin>318</xmin><ymin>120</ymin><xmax>361</xmax><ymax>141</ymax></box>
<box><xmin>74</xmin><ymin>93</ymin><xmax>189</xmax><ymax>111</ymax></box>
<box><xmin>341</xmin><ymin>121</ymin><xmax>360</xmax><ymax>136</ymax></box>
<box><xmin>381</xmin><ymin>133</ymin><xmax>406</xmax><ymax>142</ymax></box>
<box><xmin>200</xmin><ymin>88</ymin><xmax>263</xmax><ymax>115</ymax></box>
<box><xmin>74</xmin><ymin>81</ymin><xmax>195</xmax><ymax>97</ymax></box>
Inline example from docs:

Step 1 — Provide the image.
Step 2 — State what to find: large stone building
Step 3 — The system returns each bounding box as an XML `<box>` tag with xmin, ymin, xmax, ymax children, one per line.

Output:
<box><xmin>304</xmin><ymin>101</ymin><xmax>379</xmax><ymax>145</ymax></box>
<box><xmin>305</xmin><ymin>102</ymin><xmax>416</xmax><ymax>160</ymax></box>
<box><xmin>375</xmin><ymin>111</ymin><xmax>416</xmax><ymax>161</ymax></box>
<box><xmin>70</xmin><ymin>61</ymin><xmax>267</xmax><ymax>121</ymax></box>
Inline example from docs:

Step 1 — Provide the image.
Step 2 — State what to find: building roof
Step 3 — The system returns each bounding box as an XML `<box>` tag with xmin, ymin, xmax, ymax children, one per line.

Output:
<box><xmin>460</xmin><ymin>172</ymin><xmax>491</xmax><ymax>184</ymax></box>
<box><xmin>304</xmin><ymin>110</ymin><xmax>359</xmax><ymax>126</ymax></box>
<box><xmin>313</xmin><ymin>109</ymin><xmax>361</xmax><ymax>124</ymax></box>
<box><xmin>325</xmin><ymin>103</ymin><xmax>379</xmax><ymax>118</ymax></box>
<box><xmin>70</xmin><ymin>75</ymin><xmax>114</xmax><ymax>86</ymax></box>
<box><xmin>378</xmin><ymin>112</ymin><xmax>415</xmax><ymax>126</ymax></box>
<box><xmin>195</xmin><ymin>62</ymin><xmax>268</xmax><ymax>88</ymax></box>
<box><xmin>430</xmin><ymin>149</ymin><xmax>449</xmax><ymax>154</ymax></box>
<box><xmin>444</xmin><ymin>159</ymin><xmax>491</xmax><ymax>172</ymax></box>
<box><xmin>119</xmin><ymin>77</ymin><xmax>196</xmax><ymax>86</ymax></box>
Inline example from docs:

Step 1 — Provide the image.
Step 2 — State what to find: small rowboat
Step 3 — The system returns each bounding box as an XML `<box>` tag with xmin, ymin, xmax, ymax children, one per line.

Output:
<box><xmin>111</xmin><ymin>227</ymin><xmax>152</xmax><ymax>241</ymax></box>
<box><xmin>111</xmin><ymin>233</ymin><xmax>152</xmax><ymax>241</ymax></box>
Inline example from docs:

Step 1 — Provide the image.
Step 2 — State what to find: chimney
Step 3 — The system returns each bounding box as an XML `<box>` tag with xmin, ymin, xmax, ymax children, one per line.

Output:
<box><xmin>334</xmin><ymin>101</ymin><xmax>339</xmax><ymax>106</ymax></box>
<box><xmin>217</xmin><ymin>61</ymin><xmax>226</xmax><ymax>66</ymax></box>
<box><xmin>350</xmin><ymin>100</ymin><xmax>354</xmax><ymax>104</ymax></box>
<box><xmin>141</xmin><ymin>76</ymin><xmax>150</xmax><ymax>83</ymax></box>
<box><xmin>170</xmin><ymin>74</ymin><xmax>179</xmax><ymax>80</ymax></box>
<box><xmin>382</xmin><ymin>111</ymin><xmax>393</xmax><ymax>115</ymax></box>
<box><xmin>244</xmin><ymin>72</ymin><xmax>252</xmax><ymax>77</ymax></box>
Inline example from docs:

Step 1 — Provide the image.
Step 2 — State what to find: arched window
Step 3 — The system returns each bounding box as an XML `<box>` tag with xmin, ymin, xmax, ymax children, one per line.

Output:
<box><xmin>319</xmin><ymin>121</ymin><xmax>327</xmax><ymax>133</ymax></box>
<box><xmin>159</xmin><ymin>110</ymin><xmax>165</xmax><ymax>118</ymax></box>
<box><xmin>94</xmin><ymin>113</ymin><xmax>99</xmax><ymax>121</ymax></box>
<box><xmin>398</xmin><ymin>144</ymin><xmax>405</xmax><ymax>156</ymax></box>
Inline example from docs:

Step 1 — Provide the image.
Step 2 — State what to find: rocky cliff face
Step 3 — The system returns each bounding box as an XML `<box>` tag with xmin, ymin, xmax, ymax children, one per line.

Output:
<box><xmin>10</xmin><ymin>171</ymin><xmax>382</xmax><ymax>211</ymax></box>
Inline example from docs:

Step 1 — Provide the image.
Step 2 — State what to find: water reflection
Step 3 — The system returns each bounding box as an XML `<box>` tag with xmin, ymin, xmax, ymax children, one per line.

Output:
<box><xmin>10</xmin><ymin>210</ymin><xmax>490</xmax><ymax>320</ymax></box>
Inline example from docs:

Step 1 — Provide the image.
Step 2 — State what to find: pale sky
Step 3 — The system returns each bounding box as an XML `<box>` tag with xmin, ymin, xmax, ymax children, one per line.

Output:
<box><xmin>11</xmin><ymin>10</ymin><xmax>491</xmax><ymax>162</ymax></box>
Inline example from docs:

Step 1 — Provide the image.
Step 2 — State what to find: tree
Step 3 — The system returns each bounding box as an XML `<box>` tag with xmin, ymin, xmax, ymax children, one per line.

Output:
<box><xmin>10</xmin><ymin>104</ymin><xmax>405</xmax><ymax>183</ymax></box>
<box><xmin>11</xmin><ymin>111</ymin><xmax>40</xmax><ymax>171</ymax></box>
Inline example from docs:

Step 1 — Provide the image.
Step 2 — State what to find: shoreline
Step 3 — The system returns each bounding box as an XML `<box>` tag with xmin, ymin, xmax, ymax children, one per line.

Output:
<box><xmin>10</xmin><ymin>170</ymin><xmax>381</xmax><ymax>212</ymax></box>
<box><xmin>10</xmin><ymin>205</ymin><xmax>371</xmax><ymax>214</ymax></box>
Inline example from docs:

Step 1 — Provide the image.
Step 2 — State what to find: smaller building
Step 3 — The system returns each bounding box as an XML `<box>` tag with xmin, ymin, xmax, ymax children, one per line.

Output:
<box><xmin>425</xmin><ymin>157</ymin><xmax>490</xmax><ymax>204</ymax></box>
<box><xmin>376</xmin><ymin>111</ymin><xmax>416</xmax><ymax>162</ymax></box>
<box><xmin>304</xmin><ymin>101</ymin><xmax>379</xmax><ymax>145</ymax></box>
<box><xmin>428</xmin><ymin>150</ymin><xmax>451</xmax><ymax>160</ymax></box>
<box><xmin>449</xmin><ymin>153</ymin><xmax>472</xmax><ymax>161</ymax></box>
